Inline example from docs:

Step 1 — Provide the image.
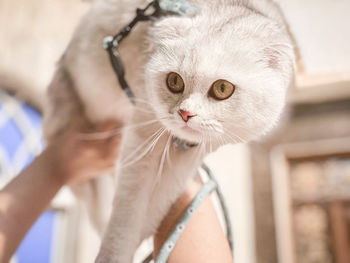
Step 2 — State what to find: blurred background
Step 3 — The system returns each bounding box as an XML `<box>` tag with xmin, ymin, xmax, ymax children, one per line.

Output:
<box><xmin>0</xmin><ymin>0</ymin><xmax>349</xmax><ymax>262</ymax></box>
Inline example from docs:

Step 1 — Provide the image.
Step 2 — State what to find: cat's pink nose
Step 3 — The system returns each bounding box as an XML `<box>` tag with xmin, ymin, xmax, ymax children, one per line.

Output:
<box><xmin>179</xmin><ymin>110</ymin><xmax>196</xmax><ymax>122</ymax></box>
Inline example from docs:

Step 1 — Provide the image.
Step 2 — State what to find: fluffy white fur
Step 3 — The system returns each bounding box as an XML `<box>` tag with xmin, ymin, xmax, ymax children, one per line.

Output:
<box><xmin>44</xmin><ymin>0</ymin><xmax>295</xmax><ymax>262</ymax></box>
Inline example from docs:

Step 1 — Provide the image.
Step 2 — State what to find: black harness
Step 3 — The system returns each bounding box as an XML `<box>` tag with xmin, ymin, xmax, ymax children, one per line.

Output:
<box><xmin>103</xmin><ymin>0</ymin><xmax>198</xmax><ymax>150</ymax></box>
<box><xmin>103</xmin><ymin>0</ymin><xmax>165</xmax><ymax>103</ymax></box>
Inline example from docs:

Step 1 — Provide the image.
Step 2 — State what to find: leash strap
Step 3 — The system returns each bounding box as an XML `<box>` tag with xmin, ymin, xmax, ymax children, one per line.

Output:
<box><xmin>103</xmin><ymin>1</ymin><xmax>162</xmax><ymax>103</ymax></box>
<box><xmin>155</xmin><ymin>179</ymin><xmax>217</xmax><ymax>262</ymax></box>
<box><xmin>202</xmin><ymin>163</ymin><xmax>234</xmax><ymax>251</ymax></box>
<box><xmin>142</xmin><ymin>164</ymin><xmax>234</xmax><ymax>263</ymax></box>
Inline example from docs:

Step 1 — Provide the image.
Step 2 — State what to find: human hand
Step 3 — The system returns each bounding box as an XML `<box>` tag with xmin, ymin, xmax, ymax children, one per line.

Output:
<box><xmin>44</xmin><ymin>117</ymin><xmax>123</xmax><ymax>185</ymax></box>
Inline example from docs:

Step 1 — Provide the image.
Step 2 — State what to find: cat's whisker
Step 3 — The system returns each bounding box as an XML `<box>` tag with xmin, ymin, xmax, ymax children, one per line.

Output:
<box><xmin>155</xmin><ymin>133</ymin><xmax>170</xmax><ymax>185</ymax></box>
<box><xmin>220</xmin><ymin>128</ymin><xmax>239</xmax><ymax>143</ymax></box>
<box><xmin>227</xmin><ymin>126</ymin><xmax>252</xmax><ymax>141</ymax></box>
<box><xmin>150</xmin><ymin>128</ymin><xmax>167</xmax><ymax>152</ymax></box>
<box><xmin>209</xmin><ymin>132</ymin><xmax>213</xmax><ymax>153</ymax></box>
<box><xmin>225</xmin><ymin>122</ymin><xmax>255</xmax><ymax>133</ymax></box>
<box><xmin>123</xmin><ymin>119</ymin><xmax>161</xmax><ymax>130</ymax></box>
<box><xmin>222</xmin><ymin>127</ymin><xmax>245</xmax><ymax>143</ymax></box>
<box><xmin>221</xmin><ymin>134</ymin><xmax>234</xmax><ymax>144</ymax></box>
<box><xmin>149</xmin><ymin>133</ymin><xmax>171</xmax><ymax>195</ymax></box>
<box><xmin>133</xmin><ymin>106</ymin><xmax>154</xmax><ymax>114</ymax></box>
<box><xmin>201</xmin><ymin>139</ymin><xmax>207</xmax><ymax>154</ymax></box>
<box><xmin>201</xmin><ymin>120</ymin><xmax>224</xmax><ymax>134</ymax></box>
<box><xmin>133</xmin><ymin>99</ymin><xmax>157</xmax><ymax>110</ymax></box>
<box><xmin>203</xmin><ymin>123</ymin><xmax>218</xmax><ymax>145</ymax></box>
<box><xmin>217</xmin><ymin>130</ymin><xmax>226</xmax><ymax>148</ymax></box>
<box><xmin>79</xmin><ymin>127</ymin><xmax>123</xmax><ymax>140</ymax></box>
<box><xmin>222</xmin><ymin>130</ymin><xmax>234</xmax><ymax>145</ymax></box>
<box><xmin>121</xmin><ymin>128</ymin><xmax>165</xmax><ymax>167</ymax></box>
<box><xmin>221</xmin><ymin>134</ymin><xmax>234</xmax><ymax>147</ymax></box>
<box><xmin>80</xmin><ymin>119</ymin><xmax>161</xmax><ymax>140</ymax></box>
<box><xmin>132</xmin><ymin>97</ymin><xmax>153</xmax><ymax>105</ymax></box>
<box><xmin>133</xmin><ymin>101</ymin><xmax>154</xmax><ymax>109</ymax></box>
<box><xmin>218</xmin><ymin>118</ymin><xmax>259</xmax><ymax>138</ymax></box>
<box><xmin>121</xmin><ymin>127</ymin><xmax>163</xmax><ymax>165</ymax></box>
<box><xmin>224</xmin><ymin>133</ymin><xmax>240</xmax><ymax>144</ymax></box>
<box><xmin>165</xmin><ymin>134</ymin><xmax>172</xmax><ymax>167</ymax></box>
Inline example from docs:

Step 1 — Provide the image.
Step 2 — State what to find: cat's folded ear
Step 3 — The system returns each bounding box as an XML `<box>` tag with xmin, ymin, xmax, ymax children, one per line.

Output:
<box><xmin>262</xmin><ymin>35</ymin><xmax>295</xmax><ymax>75</ymax></box>
<box><xmin>149</xmin><ymin>16</ymin><xmax>192</xmax><ymax>44</ymax></box>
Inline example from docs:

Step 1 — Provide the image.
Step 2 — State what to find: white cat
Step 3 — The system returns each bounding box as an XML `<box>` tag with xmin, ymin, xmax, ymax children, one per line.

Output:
<box><xmin>44</xmin><ymin>0</ymin><xmax>295</xmax><ymax>262</ymax></box>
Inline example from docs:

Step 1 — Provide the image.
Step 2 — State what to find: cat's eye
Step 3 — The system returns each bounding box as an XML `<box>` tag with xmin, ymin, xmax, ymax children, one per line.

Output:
<box><xmin>209</xmin><ymin>80</ymin><xmax>235</xmax><ymax>100</ymax></box>
<box><xmin>166</xmin><ymin>72</ymin><xmax>185</xmax><ymax>93</ymax></box>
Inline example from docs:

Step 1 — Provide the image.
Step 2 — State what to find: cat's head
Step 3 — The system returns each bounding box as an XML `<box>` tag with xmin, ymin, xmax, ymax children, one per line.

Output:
<box><xmin>144</xmin><ymin>6</ymin><xmax>294</xmax><ymax>145</ymax></box>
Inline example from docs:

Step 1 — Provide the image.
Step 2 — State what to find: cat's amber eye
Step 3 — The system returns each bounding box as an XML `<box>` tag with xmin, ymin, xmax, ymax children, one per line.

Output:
<box><xmin>166</xmin><ymin>72</ymin><xmax>185</xmax><ymax>93</ymax></box>
<box><xmin>209</xmin><ymin>80</ymin><xmax>235</xmax><ymax>100</ymax></box>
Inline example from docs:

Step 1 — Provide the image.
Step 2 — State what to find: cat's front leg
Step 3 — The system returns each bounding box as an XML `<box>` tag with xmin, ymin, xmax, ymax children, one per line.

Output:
<box><xmin>95</xmin><ymin>169</ymin><xmax>151</xmax><ymax>263</ymax></box>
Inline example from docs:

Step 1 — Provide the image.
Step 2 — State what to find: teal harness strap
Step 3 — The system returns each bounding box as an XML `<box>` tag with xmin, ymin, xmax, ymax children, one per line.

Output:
<box><xmin>142</xmin><ymin>164</ymin><xmax>234</xmax><ymax>263</ymax></box>
<box><xmin>155</xmin><ymin>179</ymin><xmax>217</xmax><ymax>262</ymax></box>
<box><xmin>158</xmin><ymin>0</ymin><xmax>197</xmax><ymax>15</ymax></box>
<box><xmin>202</xmin><ymin>163</ymin><xmax>234</xmax><ymax>253</ymax></box>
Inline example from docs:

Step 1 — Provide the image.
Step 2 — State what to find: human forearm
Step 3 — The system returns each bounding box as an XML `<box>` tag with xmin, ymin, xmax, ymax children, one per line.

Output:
<box><xmin>0</xmin><ymin>149</ymin><xmax>63</xmax><ymax>262</ymax></box>
<box><xmin>0</xmin><ymin>119</ymin><xmax>122</xmax><ymax>263</ymax></box>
